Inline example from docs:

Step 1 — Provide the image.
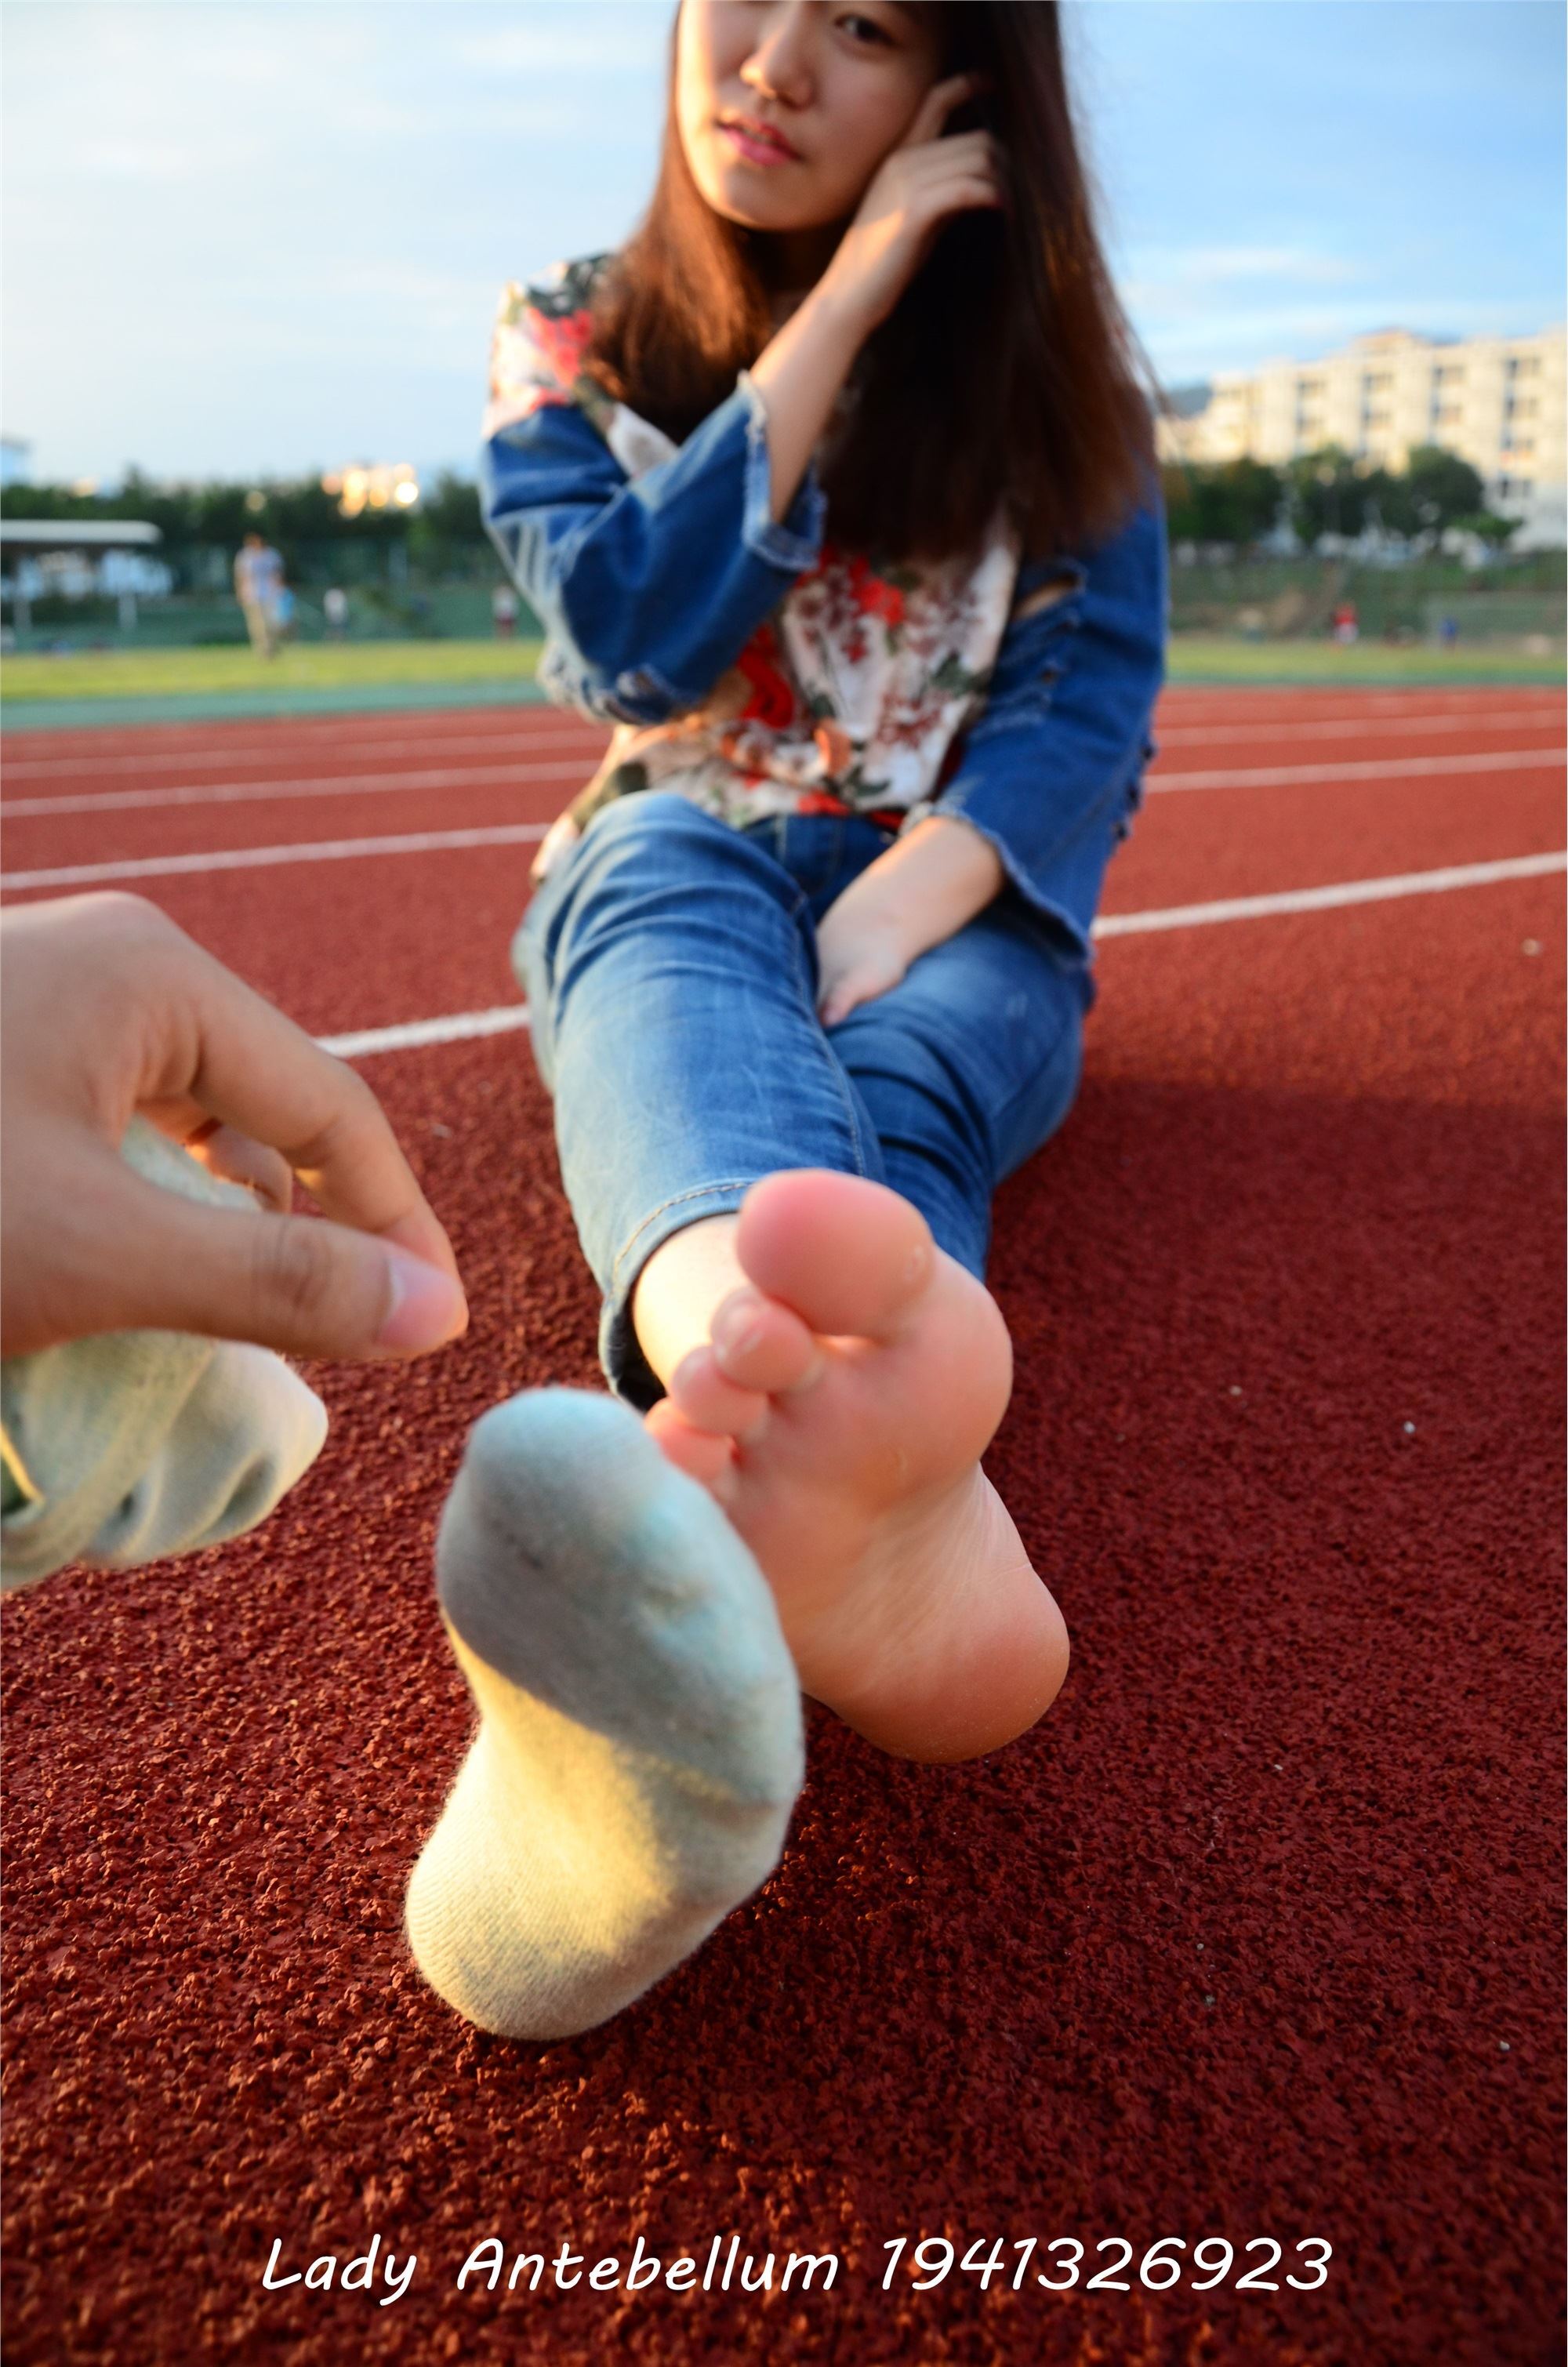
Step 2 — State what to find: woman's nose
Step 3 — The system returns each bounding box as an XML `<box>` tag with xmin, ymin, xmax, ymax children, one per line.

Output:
<box><xmin>739</xmin><ymin>0</ymin><xmax>814</xmax><ymax>107</ymax></box>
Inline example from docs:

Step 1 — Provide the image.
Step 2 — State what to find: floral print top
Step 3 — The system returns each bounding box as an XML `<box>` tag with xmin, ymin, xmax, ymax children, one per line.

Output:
<box><xmin>485</xmin><ymin>256</ymin><xmax>1022</xmax><ymax>872</ymax></box>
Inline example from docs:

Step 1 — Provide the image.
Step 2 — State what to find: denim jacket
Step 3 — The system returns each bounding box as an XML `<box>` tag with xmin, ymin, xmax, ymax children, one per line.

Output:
<box><xmin>481</xmin><ymin>259</ymin><xmax>1167</xmax><ymax>964</ymax></box>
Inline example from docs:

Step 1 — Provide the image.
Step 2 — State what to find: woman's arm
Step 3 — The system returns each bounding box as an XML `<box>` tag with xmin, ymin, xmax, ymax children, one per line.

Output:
<box><xmin>814</xmin><ymin>817</ymin><xmax>1003</xmax><ymax>1026</ymax></box>
<box><xmin>486</xmin><ymin>78</ymin><xmax>1002</xmax><ymax>719</ymax></box>
<box><xmin>813</xmin><ymin>486</ymin><xmax>1169</xmax><ymax>1024</ymax></box>
<box><xmin>748</xmin><ymin>71</ymin><xmax>1001</xmax><ymax>523</ymax></box>
<box><xmin>483</xmin><ymin>382</ymin><xmax>826</xmax><ymax>725</ymax></box>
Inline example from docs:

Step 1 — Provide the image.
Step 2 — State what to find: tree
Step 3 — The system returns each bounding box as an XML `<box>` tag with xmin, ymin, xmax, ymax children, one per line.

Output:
<box><xmin>1283</xmin><ymin>447</ymin><xmax>1371</xmax><ymax>546</ymax></box>
<box><xmin>1162</xmin><ymin>456</ymin><xmax>1283</xmax><ymax>550</ymax></box>
<box><xmin>1450</xmin><ymin>510</ymin><xmax>1523</xmax><ymax>555</ymax></box>
<box><xmin>407</xmin><ymin>471</ymin><xmax>488</xmax><ymax>579</ymax></box>
<box><xmin>1372</xmin><ymin>445</ymin><xmax>1487</xmax><ymax>546</ymax></box>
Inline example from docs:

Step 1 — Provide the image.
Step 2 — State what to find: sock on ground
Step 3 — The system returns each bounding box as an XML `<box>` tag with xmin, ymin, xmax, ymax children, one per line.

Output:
<box><xmin>405</xmin><ymin>1388</ymin><xmax>804</xmax><ymax>2041</ymax></box>
<box><xmin>1</xmin><ymin>1118</ymin><xmax>328</xmax><ymax>1592</ymax></box>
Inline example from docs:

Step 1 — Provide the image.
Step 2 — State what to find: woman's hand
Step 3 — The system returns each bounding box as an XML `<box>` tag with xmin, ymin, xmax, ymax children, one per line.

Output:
<box><xmin>1</xmin><ymin>893</ymin><xmax>469</xmax><ymax>1362</ymax></box>
<box><xmin>746</xmin><ymin>71</ymin><xmax>1004</xmax><ymax>524</ymax></box>
<box><xmin>816</xmin><ymin>72</ymin><xmax>1005</xmax><ymax>337</ymax></box>
<box><xmin>813</xmin><ymin>814</ymin><xmax>1007</xmax><ymax>1029</ymax></box>
<box><xmin>814</xmin><ymin>898</ymin><xmax>913</xmax><ymax>1029</ymax></box>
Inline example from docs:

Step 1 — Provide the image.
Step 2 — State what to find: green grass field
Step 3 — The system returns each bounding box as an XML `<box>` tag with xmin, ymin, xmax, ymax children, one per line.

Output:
<box><xmin>1167</xmin><ymin>633</ymin><xmax>1563</xmax><ymax>684</ymax></box>
<box><xmin>0</xmin><ymin>631</ymin><xmax>1560</xmax><ymax>721</ymax></box>
<box><xmin>1</xmin><ymin>638</ymin><xmax>546</xmax><ymax>702</ymax></box>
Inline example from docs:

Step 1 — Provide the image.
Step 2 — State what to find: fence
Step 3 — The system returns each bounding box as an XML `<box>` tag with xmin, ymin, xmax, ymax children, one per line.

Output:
<box><xmin>4</xmin><ymin>548</ymin><xmax>1563</xmax><ymax>653</ymax></box>
<box><xmin>2</xmin><ymin>582</ymin><xmax>540</xmax><ymax>651</ymax></box>
<box><xmin>1167</xmin><ymin>554</ymin><xmax>1564</xmax><ymax>644</ymax></box>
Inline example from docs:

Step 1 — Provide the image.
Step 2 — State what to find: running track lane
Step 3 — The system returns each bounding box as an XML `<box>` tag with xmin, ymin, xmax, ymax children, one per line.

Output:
<box><xmin>1</xmin><ymin>690</ymin><xmax>1562</xmax><ymax>2366</ymax></box>
<box><xmin>2</xmin><ymin>764</ymin><xmax>1560</xmax><ymax>1041</ymax></box>
<box><xmin>2</xmin><ymin>678</ymin><xmax>1559</xmax><ymax>776</ymax></box>
<box><xmin>2</xmin><ymin>738</ymin><xmax>1563</xmax><ymax>877</ymax></box>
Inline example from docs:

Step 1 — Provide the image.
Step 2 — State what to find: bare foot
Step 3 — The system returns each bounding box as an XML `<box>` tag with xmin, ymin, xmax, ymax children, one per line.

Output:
<box><xmin>641</xmin><ymin>1172</ymin><xmax>1069</xmax><ymax>1763</ymax></box>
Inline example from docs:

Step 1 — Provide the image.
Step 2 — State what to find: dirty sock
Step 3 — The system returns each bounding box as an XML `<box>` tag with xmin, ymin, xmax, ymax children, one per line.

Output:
<box><xmin>405</xmin><ymin>1389</ymin><xmax>804</xmax><ymax>2042</ymax></box>
<box><xmin>1</xmin><ymin>1118</ymin><xmax>328</xmax><ymax>1592</ymax></box>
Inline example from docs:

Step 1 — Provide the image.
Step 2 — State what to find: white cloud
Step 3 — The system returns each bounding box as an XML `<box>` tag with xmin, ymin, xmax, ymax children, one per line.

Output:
<box><xmin>1123</xmin><ymin>243</ymin><xmax>1360</xmax><ymax>296</ymax></box>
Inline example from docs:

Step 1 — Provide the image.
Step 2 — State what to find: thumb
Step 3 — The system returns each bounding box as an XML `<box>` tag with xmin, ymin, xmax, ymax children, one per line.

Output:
<box><xmin>75</xmin><ymin>1158</ymin><xmax>468</xmax><ymax>1362</ymax></box>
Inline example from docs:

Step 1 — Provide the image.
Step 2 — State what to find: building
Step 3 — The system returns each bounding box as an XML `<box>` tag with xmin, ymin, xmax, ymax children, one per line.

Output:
<box><xmin>1158</xmin><ymin>327</ymin><xmax>1566</xmax><ymax>546</ymax></box>
<box><xmin>0</xmin><ymin>437</ymin><xmax>31</xmax><ymax>487</ymax></box>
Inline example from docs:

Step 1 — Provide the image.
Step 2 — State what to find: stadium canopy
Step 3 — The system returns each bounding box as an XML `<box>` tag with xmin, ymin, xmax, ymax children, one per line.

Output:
<box><xmin>0</xmin><ymin>518</ymin><xmax>162</xmax><ymax>546</ymax></box>
<box><xmin>2</xmin><ymin>517</ymin><xmax>165</xmax><ymax>633</ymax></box>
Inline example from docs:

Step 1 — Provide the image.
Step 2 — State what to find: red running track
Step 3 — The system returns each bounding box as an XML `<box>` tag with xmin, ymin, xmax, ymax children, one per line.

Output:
<box><xmin>1</xmin><ymin>688</ymin><xmax>1563</xmax><ymax>2365</ymax></box>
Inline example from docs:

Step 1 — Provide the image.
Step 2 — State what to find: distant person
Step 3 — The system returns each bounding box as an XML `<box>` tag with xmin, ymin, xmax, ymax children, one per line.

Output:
<box><xmin>234</xmin><ymin>533</ymin><xmax>284</xmax><ymax>659</ymax></box>
<box><xmin>273</xmin><ymin>582</ymin><xmax>297</xmax><ymax>643</ymax></box>
<box><xmin>491</xmin><ymin>583</ymin><xmax>519</xmax><ymax>639</ymax></box>
<box><xmin>1331</xmin><ymin>600</ymin><xmax>1359</xmax><ymax>645</ymax></box>
<box><xmin>1438</xmin><ymin>615</ymin><xmax>1459</xmax><ymax>650</ymax></box>
<box><xmin>323</xmin><ymin>586</ymin><xmax>350</xmax><ymax>640</ymax></box>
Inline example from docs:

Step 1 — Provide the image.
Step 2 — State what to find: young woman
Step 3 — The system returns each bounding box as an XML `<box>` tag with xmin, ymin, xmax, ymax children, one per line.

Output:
<box><xmin>405</xmin><ymin>0</ymin><xmax>1166</xmax><ymax>2039</ymax></box>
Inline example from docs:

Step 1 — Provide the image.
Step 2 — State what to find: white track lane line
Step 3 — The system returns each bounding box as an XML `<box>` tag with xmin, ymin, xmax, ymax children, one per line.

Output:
<box><xmin>318</xmin><ymin>851</ymin><xmax>1566</xmax><ymax>1061</ymax></box>
<box><xmin>2</xmin><ymin>822</ymin><xmax>548</xmax><ymax>891</ymax></box>
<box><xmin>321</xmin><ymin>1005</ymin><xmax>535</xmax><ymax>1057</ymax></box>
<box><xmin>5</xmin><ymin>713</ymin><xmax>1561</xmax><ymax>815</ymax></box>
<box><xmin>1</xmin><ymin>728</ymin><xmax>605</xmax><ymax>783</ymax></box>
<box><xmin>1154</xmin><ymin>707</ymin><xmax>1563</xmax><ymax>750</ymax></box>
<box><xmin>1161</xmin><ymin>691</ymin><xmax>1564</xmax><ymax>713</ymax></box>
<box><xmin>5</xmin><ymin>691</ymin><xmax>1560</xmax><ymax>784</ymax></box>
<box><xmin>5</xmin><ymin>701</ymin><xmax>1559</xmax><ymax>786</ymax></box>
<box><xmin>1094</xmin><ymin>848</ymin><xmax>1564</xmax><ymax>934</ymax></box>
<box><xmin>6</xmin><ymin>746</ymin><xmax>1561</xmax><ymax>884</ymax></box>
<box><xmin>2</xmin><ymin>759</ymin><xmax>593</xmax><ymax>819</ymax></box>
<box><xmin>1147</xmin><ymin>745</ymin><xmax>1563</xmax><ymax>793</ymax></box>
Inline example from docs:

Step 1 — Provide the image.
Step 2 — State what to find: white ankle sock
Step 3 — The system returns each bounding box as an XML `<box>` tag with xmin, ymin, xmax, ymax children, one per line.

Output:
<box><xmin>1</xmin><ymin>1120</ymin><xmax>327</xmax><ymax>1592</ymax></box>
<box><xmin>405</xmin><ymin>1389</ymin><xmax>804</xmax><ymax>2040</ymax></box>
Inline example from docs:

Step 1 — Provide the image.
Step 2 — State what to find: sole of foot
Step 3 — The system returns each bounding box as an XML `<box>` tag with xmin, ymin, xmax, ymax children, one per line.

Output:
<box><xmin>405</xmin><ymin>1389</ymin><xmax>804</xmax><ymax>2040</ymax></box>
<box><xmin>644</xmin><ymin>1172</ymin><xmax>1070</xmax><ymax>1765</ymax></box>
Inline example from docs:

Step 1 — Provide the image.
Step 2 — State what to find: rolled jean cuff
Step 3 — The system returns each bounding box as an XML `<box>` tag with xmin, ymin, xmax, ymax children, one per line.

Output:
<box><xmin>601</xmin><ymin>1177</ymin><xmax>761</xmax><ymax>1410</ymax></box>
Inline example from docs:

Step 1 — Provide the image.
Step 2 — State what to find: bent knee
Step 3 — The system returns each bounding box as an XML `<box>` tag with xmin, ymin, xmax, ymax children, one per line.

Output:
<box><xmin>568</xmin><ymin>793</ymin><xmax>795</xmax><ymax>909</ymax></box>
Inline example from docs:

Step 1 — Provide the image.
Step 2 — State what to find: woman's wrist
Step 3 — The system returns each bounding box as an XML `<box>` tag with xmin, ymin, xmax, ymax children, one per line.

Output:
<box><xmin>747</xmin><ymin>283</ymin><xmax>869</xmax><ymax>523</ymax></box>
<box><xmin>831</xmin><ymin>814</ymin><xmax>1005</xmax><ymax>960</ymax></box>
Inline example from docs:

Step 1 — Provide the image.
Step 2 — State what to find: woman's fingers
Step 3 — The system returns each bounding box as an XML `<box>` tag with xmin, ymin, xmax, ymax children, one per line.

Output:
<box><xmin>898</xmin><ymin>134</ymin><xmax>1004</xmax><ymax>196</ymax></box>
<box><xmin>902</xmin><ymin>69</ymin><xmax>989</xmax><ymax>151</ymax></box>
<box><xmin>818</xmin><ymin>957</ymin><xmax>907</xmax><ymax>1028</ymax></box>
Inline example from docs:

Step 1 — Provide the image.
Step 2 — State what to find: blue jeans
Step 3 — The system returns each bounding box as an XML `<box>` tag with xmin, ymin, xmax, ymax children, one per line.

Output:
<box><xmin>514</xmin><ymin>794</ymin><xmax>1091</xmax><ymax>1408</ymax></box>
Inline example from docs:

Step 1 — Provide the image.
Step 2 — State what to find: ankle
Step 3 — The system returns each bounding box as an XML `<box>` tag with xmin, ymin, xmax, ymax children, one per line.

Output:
<box><xmin>631</xmin><ymin>1214</ymin><xmax>747</xmax><ymax>1389</ymax></box>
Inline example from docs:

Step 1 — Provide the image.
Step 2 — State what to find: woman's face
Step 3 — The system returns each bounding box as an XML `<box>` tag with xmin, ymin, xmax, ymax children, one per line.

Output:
<box><xmin>676</xmin><ymin>1</ymin><xmax>946</xmax><ymax>239</ymax></box>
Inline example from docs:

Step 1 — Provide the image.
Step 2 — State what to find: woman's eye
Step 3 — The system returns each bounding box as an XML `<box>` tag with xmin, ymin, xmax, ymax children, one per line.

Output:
<box><xmin>837</xmin><ymin>12</ymin><xmax>894</xmax><ymax>45</ymax></box>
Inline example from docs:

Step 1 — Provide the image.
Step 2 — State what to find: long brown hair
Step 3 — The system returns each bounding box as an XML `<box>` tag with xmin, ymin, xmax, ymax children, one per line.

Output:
<box><xmin>582</xmin><ymin>0</ymin><xmax>1154</xmax><ymax>566</ymax></box>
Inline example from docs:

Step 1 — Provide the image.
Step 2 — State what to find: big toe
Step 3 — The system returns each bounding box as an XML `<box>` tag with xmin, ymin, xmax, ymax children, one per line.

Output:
<box><xmin>736</xmin><ymin>1171</ymin><xmax>935</xmax><ymax>1342</ymax></box>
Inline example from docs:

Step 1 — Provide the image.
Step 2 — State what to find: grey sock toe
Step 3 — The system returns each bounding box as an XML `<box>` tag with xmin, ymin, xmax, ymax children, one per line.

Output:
<box><xmin>437</xmin><ymin>1389</ymin><xmax>801</xmax><ymax>1792</ymax></box>
<box><xmin>407</xmin><ymin>1389</ymin><xmax>804</xmax><ymax>2041</ymax></box>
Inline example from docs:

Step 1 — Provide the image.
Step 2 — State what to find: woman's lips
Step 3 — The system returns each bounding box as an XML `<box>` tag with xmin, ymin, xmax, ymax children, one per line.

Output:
<box><xmin>718</xmin><ymin>118</ymin><xmax>800</xmax><ymax>167</ymax></box>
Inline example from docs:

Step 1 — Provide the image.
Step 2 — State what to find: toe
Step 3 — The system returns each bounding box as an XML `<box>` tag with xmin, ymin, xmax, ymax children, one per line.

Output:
<box><xmin>668</xmin><ymin>1345</ymin><xmax>771</xmax><ymax>1442</ymax></box>
<box><xmin>736</xmin><ymin>1171</ymin><xmax>935</xmax><ymax>1342</ymax></box>
<box><xmin>644</xmin><ymin>1399</ymin><xmax>739</xmax><ymax>1502</ymax></box>
<box><xmin>710</xmin><ymin>1287</ymin><xmax>823</xmax><ymax>1395</ymax></box>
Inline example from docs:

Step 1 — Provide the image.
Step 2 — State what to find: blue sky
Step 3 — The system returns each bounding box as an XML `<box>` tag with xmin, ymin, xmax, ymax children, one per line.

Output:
<box><xmin>2</xmin><ymin>0</ymin><xmax>1563</xmax><ymax>483</ymax></box>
